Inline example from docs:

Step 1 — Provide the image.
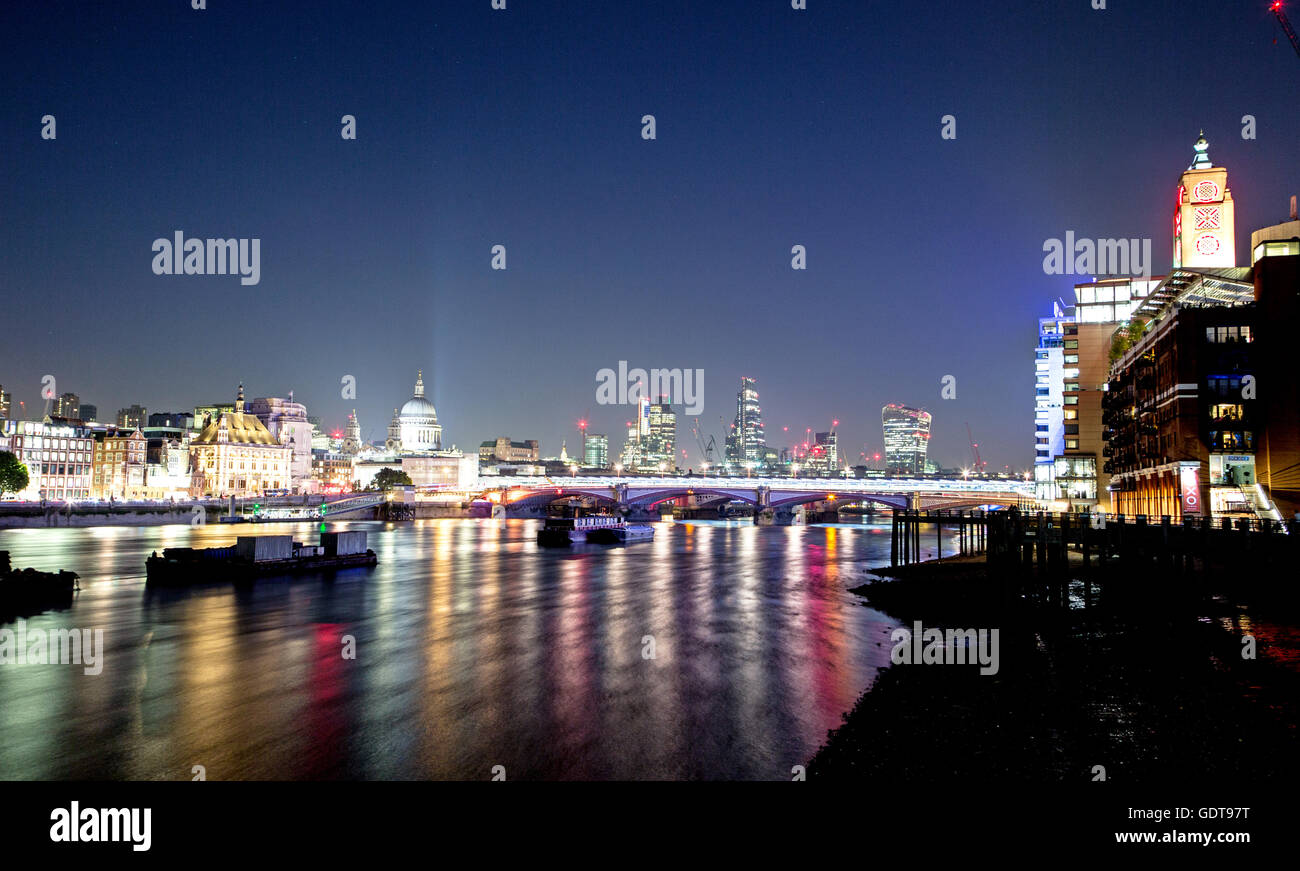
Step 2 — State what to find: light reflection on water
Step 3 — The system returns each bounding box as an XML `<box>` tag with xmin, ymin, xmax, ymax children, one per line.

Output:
<box><xmin>0</xmin><ymin>518</ymin><xmax>958</xmax><ymax>780</ymax></box>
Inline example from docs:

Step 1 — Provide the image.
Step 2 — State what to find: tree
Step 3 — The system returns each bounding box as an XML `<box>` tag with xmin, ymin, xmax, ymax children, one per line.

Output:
<box><xmin>366</xmin><ymin>467</ymin><xmax>413</xmax><ymax>491</ymax></box>
<box><xmin>1109</xmin><ymin>318</ymin><xmax>1148</xmax><ymax>364</ymax></box>
<box><xmin>0</xmin><ymin>451</ymin><xmax>30</xmax><ymax>498</ymax></box>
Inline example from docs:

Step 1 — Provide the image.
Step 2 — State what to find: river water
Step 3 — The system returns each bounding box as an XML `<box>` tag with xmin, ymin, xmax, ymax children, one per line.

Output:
<box><xmin>0</xmin><ymin>518</ymin><xmax>965</xmax><ymax>780</ymax></box>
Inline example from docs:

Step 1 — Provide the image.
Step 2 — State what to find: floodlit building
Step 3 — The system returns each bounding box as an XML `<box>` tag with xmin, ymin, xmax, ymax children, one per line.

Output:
<box><xmin>312</xmin><ymin>450</ymin><xmax>356</xmax><ymax>492</ymax></box>
<box><xmin>92</xmin><ymin>428</ymin><xmax>147</xmax><ymax>500</ymax></box>
<box><xmin>478</xmin><ymin>438</ymin><xmax>540</xmax><ymax>464</ymax></box>
<box><xmin>1103</xmin><ymin>200</ymin><xmax>1300</xmax><ymax>520</ymax></box>
<box><xmin>189</xmin><ymin>385</ymin><xmax>292</xmax><ymax>498</ymax></box>
<box><xmin>248</xmin><ymin>394</ymin><xmax>314</xmax><ymax>491</ymax></box>
<box><xmin>396</xmin><ymin>370</ymin><xmax>442</xmax><ymax>454</ymax></box>
<box><xmin>1174</xmin><ymin>132</ymin><xmax>1236</xmax><ymax>270</ymax></box>
<box><xmin>341</xmin><ymin>410</ymin><xmax>363</xmax><ymax>455</ymax></box>
<box><xmin>0</xmin><ymin>419</ymin><xmax>94</xmax><ymax>500</ymax></box>
<box><xmin>143</xmin><ymin>434</ymin><xmax>193</xmax><ymax>499</ymax></box>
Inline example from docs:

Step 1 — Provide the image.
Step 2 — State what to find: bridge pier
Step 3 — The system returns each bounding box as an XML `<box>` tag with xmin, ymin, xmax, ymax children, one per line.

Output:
<box><xmin>755</xmin><ymin>506</ymin><xmax>801</xmax><ymax>526</ymax></box>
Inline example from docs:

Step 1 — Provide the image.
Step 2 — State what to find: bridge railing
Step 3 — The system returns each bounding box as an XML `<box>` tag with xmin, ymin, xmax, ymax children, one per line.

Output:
<box><xmin>474</xmin><ymin>475</ymin><xmax>1035</xmax><ymax>496</ymax></box>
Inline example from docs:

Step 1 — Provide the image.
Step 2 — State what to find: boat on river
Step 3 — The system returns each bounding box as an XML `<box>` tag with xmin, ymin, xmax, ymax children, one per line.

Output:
<box><xmin>537</xmin><ymin>513</ymin><xmax>655</xmax><ymax>547</ymax></box>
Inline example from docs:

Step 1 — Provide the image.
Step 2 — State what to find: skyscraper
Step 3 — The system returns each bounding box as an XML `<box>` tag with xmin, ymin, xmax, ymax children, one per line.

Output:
<box><xmin>583</xmin><ymin>433</ymin><xmax>609</xmax><ymax>470</ymax></box>
<box><xmin>642</xmin><ymin>403</ymin><xmax>676</xmax><ymax>472</ymax></box>
<box><xmin>724</xmin><ymin>377</ymin><xmax>765</xmax><ymax>471</ymax></box>
<box><xmin>881</xmin><ymin>404</ymin><xmax>931</xmax><ymax>475</ymax></box>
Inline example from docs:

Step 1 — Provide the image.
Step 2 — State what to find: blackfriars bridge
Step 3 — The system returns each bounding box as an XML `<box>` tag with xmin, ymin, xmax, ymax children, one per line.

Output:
<box><xmin>457</xmin><ymin>475</ymin><xmax>1035</xmax><ymax>521</ymax></box>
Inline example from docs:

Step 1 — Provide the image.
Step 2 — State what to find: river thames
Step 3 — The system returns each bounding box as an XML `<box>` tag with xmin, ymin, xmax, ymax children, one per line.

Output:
<box><xmin>0</xmin><ymin>518</ymin><xmax>961</xmax><ymax>780</ymax></box>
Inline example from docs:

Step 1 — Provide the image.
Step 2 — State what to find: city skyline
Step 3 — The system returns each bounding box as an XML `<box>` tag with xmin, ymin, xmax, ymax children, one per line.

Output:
<box><xmin>4</xmin><ymin>2</ymin><xmax>1299</xmax><ymax>474</ymax></box>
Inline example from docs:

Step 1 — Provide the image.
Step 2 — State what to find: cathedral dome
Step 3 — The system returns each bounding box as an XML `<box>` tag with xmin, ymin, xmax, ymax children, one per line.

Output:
<box><xmin>397</xmin><ymin>370</ymin><xmax>442</xmax><ymax>453</ymax></box>
<box><xmin>399</xmin><ymin>370</ymin><xmax>437</xmax><ymax>422</ymax></box>
<box><xmin>400</xmin><ymin>395</ymin><xmax>437</xmax><ymax>421</ymax></box>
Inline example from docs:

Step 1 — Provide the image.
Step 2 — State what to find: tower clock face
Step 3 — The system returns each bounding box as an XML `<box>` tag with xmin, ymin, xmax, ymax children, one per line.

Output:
<box><xmin>1195</xmin><ymin>234</ymin><xmax>1220</xmax><ymax>256</ymax></box>
<box><xmin>1192</xmin><ymin>180</ymin><xmax>1220</xmax><ymax>202</ymax></box>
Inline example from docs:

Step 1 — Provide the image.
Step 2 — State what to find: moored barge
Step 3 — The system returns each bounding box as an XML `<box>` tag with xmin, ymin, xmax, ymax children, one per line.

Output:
<box><xmin>146</xmin><ymin>531</ymin><xmax>377</xmax><ymax>586</ymax></box>
<box><xmin>0</xmin><ymin>550</ymin><xmax>79</xmax><ymax>610</ymax></box>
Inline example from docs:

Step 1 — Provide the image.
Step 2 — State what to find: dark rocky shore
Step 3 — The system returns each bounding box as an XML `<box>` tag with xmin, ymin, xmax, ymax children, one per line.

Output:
<box><xmin>808</xmin><ymin>553</ymin><xmax>1300</xmax><ymax>783</ymax></box>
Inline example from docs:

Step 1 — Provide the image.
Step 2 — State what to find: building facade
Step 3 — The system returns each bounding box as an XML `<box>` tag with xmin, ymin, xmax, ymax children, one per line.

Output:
<box><xmin>189</xmin><ymin>386</ymin><xmax>292</xmax><ymax>497</ymax></box>
<box><xmin>583</xmin><ymin>433</ymin><xmax>609</xmax><ymax>469</ymax></box>
<box><xmin>479</xmin><ymin>437</ymin><xmax>540</xmax><ymax>464</ymax></box>
<box><xmin>1099</xmin><ymin>196</ymin><xmax>1300</xmax><ymax>520</ymax></box>
<box><xmin>117</xmin><ymin>405</ymin><xmax>148</xmax><ymax>430</ymax></box>
<box><xmin>1102</xmin><ymin>270</ymin><xmax>1259</xmax><ymax>518</ymax></box>
<box><xmin>724</xmin><ymin>377</ymin><xmax>766</xmax><ymax>472</ymax></box>
<box><xmin>92</xmin><ymin>428</ymin><xmax>148</xmax><ymax>500</ymax></box>
<box><xmin>248</xmin><ymin>395</ymin><xmax>314</xmax><ymax>490</ymax></box>
<box><xmin>0</xmin><ymin>419</ymin><xmax>94</xmax><ymax>500</ymax></box>
<box><xmin>881</xmin><ymin>404</ymin><xmax>931</xmax><ymax>476</ymax></box>
<box><xmin>397</xmin><ymin>370</ymin><xmax>442</xmax><ymax>453</ymax></box>
<box><xmin>641</xmin><ymin>403</ymin><xmax>676</xmax><ymax>472</ymax></box>
<box><xmin>54</xmin><ymin>393</ymin><xmax>80</xmax><ymax>420</ymax></box>
<box><xmin>1034</xmin><ymin>308</ymin><xmax>1069</xmax><ymax>501</ymax></box>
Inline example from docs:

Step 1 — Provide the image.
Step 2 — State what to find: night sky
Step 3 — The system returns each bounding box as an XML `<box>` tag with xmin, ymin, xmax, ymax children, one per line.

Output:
<box><xmin>3</xmin><ymin>0</ymin><xmax>1298</xmax><ymax>471</ymax></box>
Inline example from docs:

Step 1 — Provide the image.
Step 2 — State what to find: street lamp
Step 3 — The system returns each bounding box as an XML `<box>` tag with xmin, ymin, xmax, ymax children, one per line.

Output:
<box><xmin>614</xmin><ymin>463</ymin><xmax>623</xmax><ymax>479</ymax></box>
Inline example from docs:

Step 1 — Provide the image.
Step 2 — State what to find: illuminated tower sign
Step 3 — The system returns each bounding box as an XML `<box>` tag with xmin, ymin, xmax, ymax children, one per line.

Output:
<box><xmin>1173</xmin><ymin>132</ymin><xmax>1235</xmax><ymax>269</ymax></box>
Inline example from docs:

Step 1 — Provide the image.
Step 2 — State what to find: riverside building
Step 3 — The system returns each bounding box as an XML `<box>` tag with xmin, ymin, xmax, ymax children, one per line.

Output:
<box><xmin>1036</xmin><ymin>134</ymin><xmax>1242</xmax><ymax>512</ymax></box>
<box><xmin>188</xmin><ymin>385</ymin><xmax>292</xmax><ymax>498</ymax></box>
<box><xmin>0</xmin><ymin>419</ymin><xmax>94</xmax><ymax>500</ymax></box>
<box><xmin>1102</xmin><ymin>200</ymin><xmax>1300</xmax><ymax>520</ymax></box>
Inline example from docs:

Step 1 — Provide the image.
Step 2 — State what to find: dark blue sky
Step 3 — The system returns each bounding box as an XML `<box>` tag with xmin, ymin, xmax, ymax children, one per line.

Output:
<box><xmin>3</xmin><ymin>0</ymin><xmax>1298</xmax><ymax>470</ymax></box>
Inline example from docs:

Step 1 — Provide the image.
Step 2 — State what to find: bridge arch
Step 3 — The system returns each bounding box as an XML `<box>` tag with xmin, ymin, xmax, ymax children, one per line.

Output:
<box><xmin>631</xmin><ymin>487</ymin><xmax>762</xmax><ymax>509</ymax></box>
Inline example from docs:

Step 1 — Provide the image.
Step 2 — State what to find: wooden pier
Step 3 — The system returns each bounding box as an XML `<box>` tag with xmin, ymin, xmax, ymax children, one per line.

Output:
<box><xmin>891</xmin><ymin>508</ymin><xmax>1300</xmax><ymax>607</ymax></box>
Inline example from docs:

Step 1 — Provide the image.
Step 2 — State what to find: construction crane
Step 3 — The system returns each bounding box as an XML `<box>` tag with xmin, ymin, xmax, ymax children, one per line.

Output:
<box><xmin>691</xmin><ymin>418</ymin><xmax>718</xmax><ymax>466</ymax></box>
<box><xmin>966</xmin><ymin>423</ymin><xmax>987</xmax><ymax>476</ymax></box>
<box><xmin>1272</xmin><ymin>1</ymin><xmax>1300</xmax><ymax>59</ymax></box>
